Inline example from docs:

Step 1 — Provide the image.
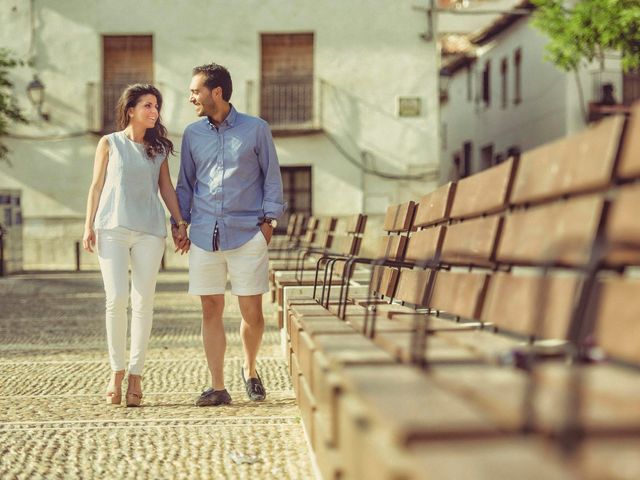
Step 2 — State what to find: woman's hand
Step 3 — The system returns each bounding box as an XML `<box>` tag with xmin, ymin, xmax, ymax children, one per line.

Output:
<box><xmin>172</xmin><ymin>224</ymin><xmax>190</xmax><ymax>254</ymax></box>
<box><xmin>83</xmin><ymin>226</ymin><xmax>96</xmax><ymax>253</ymax></box>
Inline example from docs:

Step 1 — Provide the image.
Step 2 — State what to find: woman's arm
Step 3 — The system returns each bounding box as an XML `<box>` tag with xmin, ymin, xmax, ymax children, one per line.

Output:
<box><xmin>83</xmin><ymin>136</ymin><xmax>109</xmax><ymax>253</ymax></box>
<box><xmin>158</xmin><ymin>159</ymin><xmax>189</xmax><ymax>253</ymax></box>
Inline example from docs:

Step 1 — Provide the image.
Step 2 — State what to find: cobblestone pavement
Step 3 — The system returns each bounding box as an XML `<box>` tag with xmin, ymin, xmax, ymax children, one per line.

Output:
<box><xmin>0</xmin><ymin>271</ymin><xmax>315</xmax><ymax>480</ymax></box>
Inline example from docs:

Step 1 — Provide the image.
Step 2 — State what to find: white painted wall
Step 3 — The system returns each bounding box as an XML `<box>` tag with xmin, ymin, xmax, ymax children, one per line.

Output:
<box><xmin>441</xmin><ymin>16</ymin><xmax>569</xmax><ymax>176</ymax></box>
<box><xmin>440</xmin><ymin>13</ymin><xmax>627</xmax><ymax>181</ymax></box>
<box><xmin>0</xmin><ymin>0</ymin><xmax>439</xmax><ymax>269</ymax></box>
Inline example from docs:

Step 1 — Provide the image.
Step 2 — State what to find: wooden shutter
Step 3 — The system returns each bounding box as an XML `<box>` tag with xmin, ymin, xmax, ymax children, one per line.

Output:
<box><xmin>260</xmin><ymin>33</ymin><xmax>314</xmax><ymax>128</ymax></box>
<box><xmin>102</xmin><ymin>35</ymin><xmax>153</xmax><ymax>132</ymax></box>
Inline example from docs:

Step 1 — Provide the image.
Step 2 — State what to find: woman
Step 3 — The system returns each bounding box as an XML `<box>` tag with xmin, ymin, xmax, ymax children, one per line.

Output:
<box><xmin>83</xmin><ymin>84</ymin><xmax>189</xmax><ymax>407</ymax></box>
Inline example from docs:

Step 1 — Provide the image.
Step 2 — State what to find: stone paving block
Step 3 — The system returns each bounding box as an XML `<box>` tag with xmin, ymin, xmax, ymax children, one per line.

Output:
<box><xmin>0</xmin><ymin>391</ymin><xmax>298</xmax><ymax>423</ymax></box>
<box><xmin>0</xmin><ymin>421</ymin><xmax>313</xmax><ymax>479</ymax></box>
<box><xmin>0</xmin><ymin>358</ymin><xmax>293</xmax><ymax>398</ymax></box>
<box><xmin>0</xmin><ymin>272</ymin><xmax>314</xmax><ymax>479</ymax></box>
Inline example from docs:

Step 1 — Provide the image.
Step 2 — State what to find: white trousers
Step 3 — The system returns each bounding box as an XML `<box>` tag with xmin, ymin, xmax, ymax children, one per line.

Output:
<box><xmin>97</xmin><ymin>227</ymin><xmax>165</xmax><ymax>374</ymax></box>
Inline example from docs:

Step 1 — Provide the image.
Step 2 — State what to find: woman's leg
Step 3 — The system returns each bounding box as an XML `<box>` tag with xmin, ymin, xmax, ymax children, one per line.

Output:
<box><xmin>97</xmin><ymin>228</ymin><xmax>131</xmax><ymax>373</ymax></box>
<box><xmin>128</xmin><ymin>233</ymin><xmax>165</xmax><ymax>375</ymax></box>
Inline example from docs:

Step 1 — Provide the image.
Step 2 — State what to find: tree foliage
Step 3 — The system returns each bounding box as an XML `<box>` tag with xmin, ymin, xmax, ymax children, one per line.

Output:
<box><xmin>0</xmin><ymin>48</ymin><xmax>27</xmax><ymax>162</ymax></box>
<box><xmin>532</xmin><ymin>0</ymin><xmax>640</xmax><ymax>72</ymax></box>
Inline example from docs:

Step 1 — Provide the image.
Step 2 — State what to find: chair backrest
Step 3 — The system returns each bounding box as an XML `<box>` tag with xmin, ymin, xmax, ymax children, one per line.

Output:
<box><xmin>413</xmin><ymin>182</ymin><xmax>455</xmax><ymax>229</ymax></box>
<box><xmin>374</xmin><ymin>201</ymin><xmax>417</xmax><ymax>264</ymax></box>
<box><xmin>383</xmin><ymin>201</ymin><xmax>416</xmax><ymax>233</ymax></box>
<box><xmin>302</xmin><ymin>217</ymin><xmax>319</xmax><ymax>244</ymax></box>
<box><xmin>376</xmin><ymin>235</ymin><xmax>408</xmax><ymax>262</ymax></box>
<box><xmin>293</xmin><ymin>213</ymin><xmax>308</xmax><ymax>237</ymax></box>
<box><xmin>393</xmin><ymin>269</ymin><xmax>432</xmax><ymax>307</ymax></box>
<box><xmin>327</xmin><ymin>214</ymin><xmax>368</xmax><ymax>257</ymax></box>
<box><xmin>370</xmin><ymin>266</ymin><xmax>399</xmax><ymax>299</ymax></box>
<box><xmin>306</xmin><ymin>216</ymin><xmax>338</xmax><ymax>249</ymax></box>
<box><xmin>286</xmin><ymin>213</ymin><xmax>299</xmax><ymax>239</ymax></box>
<box><xmin>497</xmin><ymin>194</ymin><xmax>605</xmax><ymax>268</ymax></box>
<box><xmin>510</xmin><ymin>114</ymin><xmax>625</xmax><ymax>206</ymax></box>
<box><xmin>404</xmin><ymin>227</ymin><xmax>446</xmax><ymax>265</ymax></box>
<box><xmin>604</xmin><ymin>184</ymin><xmax>640</xmax><ymax>267</ymax></box>
<box><xmin>440</xmin><ymin>216</ymin><xmax>503</xmax><ymax>267</ymax></box>
<box><xmin>481</xmin><ymin>272</ymin><xmax>581</xmax><ymax>339</ymax></box>
<box><xmin>424</xmin><ymin>159</ymin><xmax>515</xmax><ymax>269</ymax></box>
<box><xmin>426</xmin><ymin>271</ymin><xmax>489</xmax><ymax>319</ymax></box>
<box><xmin>449</xmin><ymin>158</ymin><xmax>516</xmax><ymax>220</ymax></box>
<box><xmin>590</xmin><ymin>276</ymin><xmax>640</xmax><ymax>365</ymax></box>
<box><xmin>345</xmin><ymin>213</ymin><xmax>368</xmax><ymax>235</ymax></box>
<box><xmin>318</xmin><ymin>216</ymin><xmax>338</xmax><ymax>233</ymax></box>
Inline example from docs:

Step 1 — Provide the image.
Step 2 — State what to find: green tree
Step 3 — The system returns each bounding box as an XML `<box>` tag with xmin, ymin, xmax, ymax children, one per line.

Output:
<box><xmin>0</xmin><ymin>48</ymin><xmax>28</xmax><ymax>162</ymax></box>
<box><xmin>532</xmin><ymin>0</ymin><xmax>640</xmax><ymax>72</ymax></box>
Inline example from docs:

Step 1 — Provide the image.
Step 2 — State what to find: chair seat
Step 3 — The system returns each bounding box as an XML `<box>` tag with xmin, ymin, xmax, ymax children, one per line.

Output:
<box><xmin>339</xmin><ymin>364</ymin><xmax>505</xmax><ymax>441</ymax></box>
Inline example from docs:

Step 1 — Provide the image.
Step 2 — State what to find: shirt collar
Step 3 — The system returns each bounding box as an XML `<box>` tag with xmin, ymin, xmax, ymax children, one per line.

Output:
<box><xmin>206</xmin><ymin>104</ymin><xmax>237</xmax><ymax>130</ymax></box>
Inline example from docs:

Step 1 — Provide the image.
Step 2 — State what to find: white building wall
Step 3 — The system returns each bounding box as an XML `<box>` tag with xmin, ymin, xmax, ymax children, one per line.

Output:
<box><xmin>441</xmin><ymin>15</ymin><xmax>569</xmax><ymax>178</ymax></box>
<box><xmin>0</xmin><ymin>0</ymin><xmax>439</xmax><ymax>269</ymax></box>
<box><xmin>440</xmin><ymin>13</ymin><xmax>628</xmax><ymax>181</ymax></box>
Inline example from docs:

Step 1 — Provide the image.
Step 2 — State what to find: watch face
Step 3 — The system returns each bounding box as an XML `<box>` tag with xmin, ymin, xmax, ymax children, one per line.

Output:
<box><xmin>270</xmin><ymin>219</ymin><xmax>278</xmax><ymax>228</ymax></box>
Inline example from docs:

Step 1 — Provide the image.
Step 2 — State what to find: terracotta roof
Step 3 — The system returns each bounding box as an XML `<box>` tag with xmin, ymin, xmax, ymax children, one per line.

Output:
<box><xmin>468</xmin><ymin>0</ymin><xmax>534</xmax><ymax>44</ymax></box>
<box><xmin>439</xmin><ymin>0</ymin><xmax>534</xmax><ymax>76</ymax></box>
<box><xmin>440</xmin><ymin>34</ymin><xmax>474</xmax><ymax>55</ymax></box>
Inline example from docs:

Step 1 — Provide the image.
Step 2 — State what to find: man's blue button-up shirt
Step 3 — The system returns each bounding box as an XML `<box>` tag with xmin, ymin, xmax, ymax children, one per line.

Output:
<box><xmin>176</xmin><ymin>106</ymin><xmax>286</xmax><ymax>252</ymax></box>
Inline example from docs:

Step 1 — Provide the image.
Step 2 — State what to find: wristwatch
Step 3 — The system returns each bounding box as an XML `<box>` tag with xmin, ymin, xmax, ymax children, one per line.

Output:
<box><xmin>172</xmin><ymin>220</ymin><xmax>188</xmax><ymax>228</ymax></box>
<box><xmin>263</xmin><ymin>218</ymin><xmax>278</xmax><ymax>229</ymax></box>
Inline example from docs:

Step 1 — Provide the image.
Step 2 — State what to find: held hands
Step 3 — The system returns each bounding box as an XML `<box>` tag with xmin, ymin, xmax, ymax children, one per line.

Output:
<box><xmin>172</xmin><ymin>224</ymin><xmax>190</xmax><ymax>254</ymax></box>
<box><xmin>83</xmin><ymin>226</ymin><xmax>96</xmax><ymax>253</ymax></box>
<box><xmin>260</xmin><ymin>222</ymin><xmax>273</xmax><ymax>245</ymax></box>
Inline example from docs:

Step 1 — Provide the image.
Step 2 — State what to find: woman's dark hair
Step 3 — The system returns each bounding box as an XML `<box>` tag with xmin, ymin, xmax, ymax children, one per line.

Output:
<box><xmin>192</xmin><ymin>63</ymin><xmax>233</xmax><ymax>101</ymax></box>
<box><xmin>115</xmin><ymin>84</ymin><xmax>175</xmax><ymax>159</ymax></box>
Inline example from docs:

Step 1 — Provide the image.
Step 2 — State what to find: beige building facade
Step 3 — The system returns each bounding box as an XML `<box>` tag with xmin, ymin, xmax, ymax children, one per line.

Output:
<box><xmin>0</xmin><ymin>0</ymin><xmax>439</xmax><ymax>270</ymax></box>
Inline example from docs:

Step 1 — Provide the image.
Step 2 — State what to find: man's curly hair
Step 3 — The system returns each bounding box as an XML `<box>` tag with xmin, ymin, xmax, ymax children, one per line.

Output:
<box><xmin>192</xmin><ymin>63</ymin><xmax>233</xmax><ymax>101</ymax></box>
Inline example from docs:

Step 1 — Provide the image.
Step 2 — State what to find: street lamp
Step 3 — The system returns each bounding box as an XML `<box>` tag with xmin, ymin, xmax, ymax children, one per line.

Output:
<box><xmin>26</xmin><ymin>74</ymin><xmax>49</xmax><ymax>121</ymax></box>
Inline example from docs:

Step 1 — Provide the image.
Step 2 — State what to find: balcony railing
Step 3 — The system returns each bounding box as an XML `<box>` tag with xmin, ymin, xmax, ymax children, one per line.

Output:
<box><xmin>588</xmin><ymin>70</ymin><xmax>635</xmax><ymax>123</ymax></box>
<box><xmin>260</xmin><ymin>76</ymin><xmax>314</xmax><ymax>130</ymax></box>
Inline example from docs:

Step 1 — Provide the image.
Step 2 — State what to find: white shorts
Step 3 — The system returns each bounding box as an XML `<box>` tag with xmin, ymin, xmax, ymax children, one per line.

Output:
<box><xmin>188</xmin><ymin>231</ymin><xmax>269</xmax><ymax>296</ymax></box>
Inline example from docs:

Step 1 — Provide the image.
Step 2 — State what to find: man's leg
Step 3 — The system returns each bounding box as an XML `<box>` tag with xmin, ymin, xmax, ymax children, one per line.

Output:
<box><xmin>200</xmin><ymin>294</ymin><xmax>226</xmax><ymax>391</ymax></box>
<box><xmin>237</xmin><ymin>294</ymin><xmax>264</xmax><ymax>379</ymax></box>
<box><xmin>228</xmin><ymin>231</ymin><xmax>269</xmax><ymax>400</ymax></box>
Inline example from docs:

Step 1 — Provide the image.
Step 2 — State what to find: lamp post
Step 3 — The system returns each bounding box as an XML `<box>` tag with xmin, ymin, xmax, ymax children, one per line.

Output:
<box><xmin>26</xmin><ymin>74</ymin><xmax>49</xmax><ymax>121</ymax></box>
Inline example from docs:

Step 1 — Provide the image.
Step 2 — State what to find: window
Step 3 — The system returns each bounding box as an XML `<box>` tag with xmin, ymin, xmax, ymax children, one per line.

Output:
<box><xmin>507</xmin><ymin>146</ymin><xmax>521</xmax><ymax>160</ymax></box>
<box><xmin>481</xmin><ymin>144</ymin><xmax>494</xmax><ymax>170</ymax></box>
<box><xmin>623</xmin><ymin>68</ymin><xmax>640</xmax><ymax>105</ymax></box>
<box><xmin>501</xmin><ymin>57</ymin><xmax>508</xmax><ymax>109</ymax></box>
<box><xmin>261</xmin><ymin>33</ymin><xmax>314</xmax><ymax>129</ymax></box>
<box><xmin>441</xmin><ymin>122</ymin><xmax>447</xmax><ymax>151</ymax></box>
<box><xmin>102</xmin><ymin>36</ymin><xmax>153</xmax><ymax>133</ymax></box>
<box><xmin>514</xmin><ymin>48</ymin><xmax>522</xmax><ymax>105</ymax></box>
<box><xmin>462</xmin><ymin>141</ymin><xmax>473</xmax><ymax>177</ymax></box>
<box><xmin>280</xmin><ymin>166</ymin><xmax>312</xmax><ymax>234</ymax></box>
<box><xmin>452</xmin><ymin>152</ymin><xmax>462</xmax><ymax>181</ymax></box>
<box><xmin>482</xmin><ymin>61</ymin><xmax>491</xmax><ymax>107</ymax></box>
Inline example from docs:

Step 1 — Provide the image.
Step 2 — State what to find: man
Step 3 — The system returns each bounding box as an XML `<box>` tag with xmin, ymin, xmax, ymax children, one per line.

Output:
<box><xmin>173</xmin><ymin>63</ymin><xmax>285</xmax><ymax>406</ymax></box>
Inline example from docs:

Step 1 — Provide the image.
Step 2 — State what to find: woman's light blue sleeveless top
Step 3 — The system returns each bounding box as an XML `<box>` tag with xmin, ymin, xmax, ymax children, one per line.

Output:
<box><xmin>94</xmin><ymin>131</ymin><xmax>167</xmax><ymax>238</ymax></box>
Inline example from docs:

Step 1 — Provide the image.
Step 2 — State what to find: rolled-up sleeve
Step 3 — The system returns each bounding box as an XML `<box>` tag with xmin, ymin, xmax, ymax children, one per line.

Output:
<box><xmin>175</xmin><ymin>131</ymin><xmax>196</xmax><ymax>224</ymax></box>
<box><xmin>257</xmin><ymin>122</ymin><xmax>286</xmax><ymax>219</ymax></box>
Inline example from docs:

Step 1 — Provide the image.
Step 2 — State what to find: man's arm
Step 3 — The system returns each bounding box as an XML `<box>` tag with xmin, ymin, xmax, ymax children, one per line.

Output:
<box><xmin>175</xmin><ymin>132</ymin><xmax>196</xmax><ymax>224</ymax></box>
<box><xmin>257</xmin><ymin>121</ymin><xmax>286</xmax><ymax>221</ymax></box>
<box><xmin>172</xmin><ymin>132</ymin><xmax>196</xmax><ymax>251</ymax></box>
